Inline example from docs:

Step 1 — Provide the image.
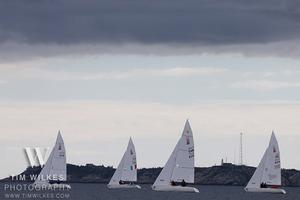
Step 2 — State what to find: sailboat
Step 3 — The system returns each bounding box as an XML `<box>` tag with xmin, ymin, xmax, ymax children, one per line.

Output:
<box><xmin>152</xmin><ymin>120</ymin><xmax>199</xmax><ymax>193</ymax></box>
<box><xmin>33</xmin><ymin>131</ymin><xmax>71</xmax><ymax>189</ymax></box>
<box><xmin>107</xmin><ymin>138</ymin><xmax>141</xmax><ymax>189</ymax></box>
<box><xmin>245</xmin><ymin>132</ymin><xmax>286</xmax><ymax>194</ymax></box>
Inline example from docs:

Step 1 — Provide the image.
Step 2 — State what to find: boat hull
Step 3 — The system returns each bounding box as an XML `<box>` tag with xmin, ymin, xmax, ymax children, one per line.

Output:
<box><xmin>244</xmin><ymin>187</ymin><xmax>286</xmax><ymax>194</ymax></box>
<box><xmin>152</xmin><ymin>185</ymin><xmax>199</xmax><ymax>193</ymax></box>
<box><xmin>107</xmin><ymin>184</ymin><xmax>141</xmax><ymax>189</ymax></box>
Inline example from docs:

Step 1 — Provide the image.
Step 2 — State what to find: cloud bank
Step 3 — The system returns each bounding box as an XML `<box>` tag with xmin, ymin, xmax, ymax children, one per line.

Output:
<box><xmin>1</xmin><ymin>0</ymin><xmax>300</xmax><ymax>60</ymax></box>
<box><xmin>1</xmin><ymin>0</ymin><xmax>300</xmax><ymax>45</ymax></box>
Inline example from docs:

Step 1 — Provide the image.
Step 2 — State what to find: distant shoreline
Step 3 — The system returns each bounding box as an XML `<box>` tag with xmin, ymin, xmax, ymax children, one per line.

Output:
<box><xmin>1</xmin><ymin>163</ymin><xmax>300</xmax><ymax>187</ymax></box>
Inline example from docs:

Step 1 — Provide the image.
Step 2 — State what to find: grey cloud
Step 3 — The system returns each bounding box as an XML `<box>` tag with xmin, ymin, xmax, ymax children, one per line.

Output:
<box><xmin>1</xmin><ymin>0</ymin><xmax>300</xmax><ymax>46</ymax></box>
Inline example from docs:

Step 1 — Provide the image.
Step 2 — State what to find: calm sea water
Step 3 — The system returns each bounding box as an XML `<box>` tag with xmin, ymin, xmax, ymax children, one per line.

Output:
<box><xmin>1</xmin><ymin>183</ymin><xmax>299</xmax><ymax>200</ymax></box>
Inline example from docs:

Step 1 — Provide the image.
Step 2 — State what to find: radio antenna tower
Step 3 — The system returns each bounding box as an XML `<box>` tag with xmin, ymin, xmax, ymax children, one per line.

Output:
<box><xmin>239</xmin><ymin>132</ymin><xmax>243</xmax><ymax>165</ymax></box>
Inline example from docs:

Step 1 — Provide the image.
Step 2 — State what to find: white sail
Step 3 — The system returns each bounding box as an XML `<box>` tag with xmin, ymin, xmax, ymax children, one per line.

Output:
<box><xmin>246</xmin><ymin>148</ymin><xmax>268</xmax><ymax>188</ymax></box>
<box><xmin>34</xmin><ymin>131</ymin><xmax>67</xmax><ymax>186</ymax></box>
<box><xmin>261</xmin><ymin>132</ymin><xmax>281</xmax><ymax>186</ymax></box>
<box><xmin>246</xmin><ymin>132</ymin><xmax>281</xmax><ymax>189</ymax></box>
<box><xmin>108</xmin><ymin>138</ymin><xmax>137</xmax><ymax>185</ymax></box>
<box><xmin>153</xmin><ymin>120</ymin><xmax>194</xmax><ymax>187</ymax></box>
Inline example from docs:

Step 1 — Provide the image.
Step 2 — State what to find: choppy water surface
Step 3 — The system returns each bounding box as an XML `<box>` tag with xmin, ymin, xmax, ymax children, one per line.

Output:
<box><xmin>1</xmin><ymin>183</ymin><xmax>299</xmax><ymax>200</ymax></box>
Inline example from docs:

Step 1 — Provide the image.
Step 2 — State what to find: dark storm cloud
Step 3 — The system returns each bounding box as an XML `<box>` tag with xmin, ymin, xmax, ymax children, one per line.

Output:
<box><xmin>0</xmin><ymin>0</ymin><xmax>300</xmax><ymax>46</ymax></box>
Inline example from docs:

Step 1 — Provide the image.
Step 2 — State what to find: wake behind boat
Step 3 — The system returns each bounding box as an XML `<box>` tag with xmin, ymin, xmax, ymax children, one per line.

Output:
<box><xmin>107</xmin><ymin>138</ymin><xmax>141</xmax><ymax>189</ymax></box>
<box><xmin>33</xmin><ymin>131</ymin><xmax>71</xmax><ymax>189</ymax></box>
<box><xmin>152</xmin><ymin>120</ymin><xmax>199</xmax><ymax>193</ymax></box>
<box><xmin>244</xmin><ymin>131</ymin><xmax>286</xmax><ymax>194</ymax></box>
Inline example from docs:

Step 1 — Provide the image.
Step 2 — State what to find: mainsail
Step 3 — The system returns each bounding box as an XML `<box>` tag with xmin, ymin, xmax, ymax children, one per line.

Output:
<box><xmin>246</xmin><ymin>132</ymin><xmax>281</xmax><ymax>189</ymax></box>
<box><xmin>153</xmin><ymin>120</ymin><xmax>194</xmax><ymax>186</ymax></box>
<box><xmin>34</xmin><ymin>131</ymin><xmax>67</xmax><ymax>186</ymax></box>
<box><xmin>108</xmin><ymin>138</ymin><xmax>137</xmax><ymax>185</ymax></box>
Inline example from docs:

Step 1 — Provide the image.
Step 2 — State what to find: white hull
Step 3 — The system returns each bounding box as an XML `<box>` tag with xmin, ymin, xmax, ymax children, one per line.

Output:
<box><xmin>34</xmin><ymin>183</ymin><xmax>71</xmax><ymax>190</ymax></box>
<box><xmin>245</xmin><ymin>187</ymin><xmax>286</xmax><ymax>194</ymax></box>
<box><xmin>152</xmin><ymin>185</ymin><xmax>199</xmax><ymax>193</ymax></box>
<box><xmin>107</xmin><ymin>184</ymin><xmax>141</xmax><ymax>189</ymax></box>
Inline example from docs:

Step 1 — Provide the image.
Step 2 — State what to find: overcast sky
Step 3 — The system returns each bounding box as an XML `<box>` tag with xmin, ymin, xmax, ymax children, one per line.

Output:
<box><xmin>1</xmin><ymin>0</ymin><xmax>300</xmax><ymax>179</ymax></box>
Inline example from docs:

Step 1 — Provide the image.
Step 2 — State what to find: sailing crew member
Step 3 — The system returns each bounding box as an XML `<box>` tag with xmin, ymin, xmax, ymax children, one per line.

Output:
<box><xmin>170</xmin><ymin>180</ymin><xmax>176</xmax><ymax>186</ymax></box>
<box><xmin>181</xmin><ymin>179</ymin><xmax>186</xmax><ymax>187</ymax></box>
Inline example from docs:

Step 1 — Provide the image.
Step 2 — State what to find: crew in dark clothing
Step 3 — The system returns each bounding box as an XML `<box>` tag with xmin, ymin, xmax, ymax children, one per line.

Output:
<box><xmin>170</xmin><ymin>180</ymin><xmax>176</xmax><ymax>186</ymax></box>
<box><xmin>260</xmin><ymin>182</ymin><xmax>267</xmax><ymax>188</ymax></box>
<box><xmin>119</xmin><ymin>180</ymin><xmax>125</xmax><ymax>185</ymax></box>
<box><xmin>181</xmin><ymin>179</ymin><xmax>186</xmax><ymax>187</ymax></box>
